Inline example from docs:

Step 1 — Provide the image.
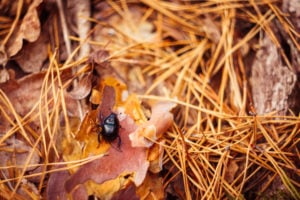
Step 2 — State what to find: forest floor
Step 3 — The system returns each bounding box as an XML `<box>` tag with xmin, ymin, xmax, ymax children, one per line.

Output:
<box><xmin>0</xmin><ymin>0</ymin><xmax>299</xmax><ymax>199</ymax></box>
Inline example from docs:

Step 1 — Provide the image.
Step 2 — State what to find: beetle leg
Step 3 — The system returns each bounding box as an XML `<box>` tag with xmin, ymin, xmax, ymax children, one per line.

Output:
<box><xmin>117</xmin><ymin>135</ymin><xmax>122</xmax><ymax>148</ymax></box>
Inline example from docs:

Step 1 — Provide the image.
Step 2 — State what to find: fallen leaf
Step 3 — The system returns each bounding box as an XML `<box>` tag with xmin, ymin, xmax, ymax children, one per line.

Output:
<box><xmin>7</xmin><ymin>0</ymin><xmax>43</xmax><ymax>57</ymax></box>
<box><xmin>136</xmin><ymin>172</ymin><xmax>164</xmax><ymax>200</ymax></box>
<box><xmin>65</xmin><ymin>116</ymin><xmax>149</xmax><ymax>198</ymax></box>
<box><xmin>60</xmin><ymin>78</ymin><xmax>175</xmax><ymax>199</ymax></box>
<box><xmin>46</xmin><ymin>165</ymin><xmax>70</xmax><ymax>200</ymax></box>
<box><xmin>89</xmin><ymin>88</ymin><xmax>102</xmax><ymax>105</ymax></box>
<box><xmin>68</xmin><ymin>72</ymin><xmax>93</xmax><ymax>100</ymax></box>
<box><xmin>96</xmin><ymin>85</ymin><xmax>117</xmax><ymax>120</ymax></box>
<box><xmin>0</xmin><ymin>72</ymin><xmax>79</xmax><ymax>127</ymax></box>
<box><xmin>129</xmin><ymin>101</ymin><xmax>176</xmax><ymax>147</ymax></box>
<box><xmin>67</xmin><ymin>0</ymin><xmax>91</xmax><ymax>60</ymax></box>
<box><xmin>0</xmin><ymin>138</ymin><xmax>40</xmax><ymax>175</ymax></box>
<box><xmin>224</xmin><ymin>159</ymin><xmax>239</xmax><ymax>183</ymax></box>
<box><xmin>89</xmin><ymin>48</ymin><xmax>110</xmax><ymax>67</ymax></box>
<box><xmin>148</xmin><ymin>140</ymin><xmax>165</xmax><ymax>173</ymax></box>
<box><xmin>15</xmin><ymin>32</ymin><xmax>48</xmax><ymax>73</ymax></box>
<box><xmin>93</xmin><ymin>4</ymin><xmax>158</xmax><ymax>44</ymax></box>
<box><xmin>111</xmin><ymin>183</ymin><xmax>139</xmax><ymax>200</ymax></box>
<box><xmin>74</xmin><ymin>109</ymin><xmax>111</xmax><ymax>158</ymax></box>
<box><xmin>0</xmin><ymin>68</ymin><xmax>10</xmax><ymax>83</ymax></box>
<box><xmin>85</xmin><ymin>172</ymin><xmax>132</xmax><ymax>199</ymax></box>
<box><xmin>17</xmin><ymin>179</ymin><xmax>40</xmax><ymax>199</ymax></box>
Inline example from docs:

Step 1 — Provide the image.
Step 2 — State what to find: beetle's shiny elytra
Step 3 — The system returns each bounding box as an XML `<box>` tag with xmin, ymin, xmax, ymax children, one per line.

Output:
<box><xmin>98</xmin><ymin>113</ymin><xmax>121</xmax><ymax>148</ymax></box>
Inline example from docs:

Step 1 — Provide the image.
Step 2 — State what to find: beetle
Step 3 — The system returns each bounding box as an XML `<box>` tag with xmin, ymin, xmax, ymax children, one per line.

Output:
<box><xmin>97</xmin><ymin>112</ymin><xmax>121</xmax><ymax>148</ymax></box>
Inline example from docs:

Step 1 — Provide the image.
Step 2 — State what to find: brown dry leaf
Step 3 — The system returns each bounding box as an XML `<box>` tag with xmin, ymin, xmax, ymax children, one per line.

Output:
<box><xmin>0</xmin><ymin>73</ymin><xmax>46</xmax><ymax>134</ymax></box>
<box><xmin>129</xmin><ymin>101</ymin><xmax>176</xmax><ymax>147</ymax></box>
<box><xmin>0</xmin><ymin>138</ymin><xmax>41</xmax><ymax>199</ymax></box>
<box><xmin>89</xmin><ymin>48</ymin><xmax>110</xmax><ymax>67</ymax></box>
<box><xmin>0</xmin><ymin>72</ymin><xmax>79</xmax><ymax>121</ymax></box>
<box><xmin>136</xmin><ymin>173</ymin><xmax>165</xmax><ymax>200</ymax></box>
<box><xmin>7</xmin><ymin>0</ymin><xmax>43</xmax><ymax>57</ymax></box>
<box><xmin>111</xmin><ymin>183</ymin><xmax>139</xmax><ymax>200</ymax></box>
<box><xmin>17</xmin><ymin>179</ymin><xmax>40</xmax><ymax>199</ymax></box>
<box><xmin>0</xmin><ymin>70</ymin><xmax>81</xmax><ymax>198</ymax></box>
<box><xmin>60</xmin><ymin>78</ymin><xmax>175</xmax><ymax>199</ymax></box>
<box><xmin>224</xmin><ymin>159</ymin><xmax>239</xmax><ymax>184</ymax></box>
<box><xmin>101</xmin><ymin>77</ymin><xmax>128</xmax><ymax>106</ymax></box>
<box><xmin>74</xmin><ymin>89</ymin><xmax>114</xmax><ymax>157</ymax></box>
<box><xmin>117</xmin><ymin>15</ymin><xmax>157</xmax><ymax>43</ymax></box>
<box><xmin>65</xmin><ymin>115</ymin><xmax>149</xmax><ymax>198</ymax></box>
<box><xmin>66</xmin><ymin>0</ymin><xmax>91</xmax><ymax>60</ymax></box>
<box><xmin>0</xmin><ymin>138</ymin><xmax>40</xmax><ymax>176</ymax></box>
<box><xmin>85</xmin><ymin>172</ymin><xmax>133</xmax><ymax>200</ymax></box>
<box><xmin>46</xmin><ymin>165</ymin><xmax>70</xmax><ymax>200</ymax></box>
<box><xmin>93</xmin><ymin>5</ymin><xmax>158</xmax><ymax>45</ymax></box>
<box><xmin>89</xmin><ymin>88</ymin><xmax>102</xmax><ymax>105</ymax></box>
<box><xmin>14</xmin><ymin>31</ymin><xmax>48</xmax><ymax>73</ymax></box>
<box><xmin>68</xmin><ymin>72</ymin><xmax>93</xmax><ymax>100</ymax></box>
<box><xmin>148</xmin><ymin>140</ymin><xmax>165</xmax><ymax>173</ymax></box>
<box><xmin>74</xmin><ymin>110</ymin><xmax>97</xmax><ymax>143</ymax></box>
<box><xmin>47</xmin><ymin>115</ymin><xmax>95</xmax><ymax>200</ymax></box>
<box><xmin>121</xmin><ymin>94</ymin><xmax>148</xmax><ymax>124</ymax></box>
<box><xmin>96</xmin><ymin>84</ymin><xmax>117</xmax><ymax>119</ymax></box>
<box><xmin>0</xmin><ymin>73</ymin><xmax>46</xmax><ymax>116</ymax></box>
<box><xmin>72</xmin><ymin>81</ymin><xmax>126</xmax><ymax>158</ymax></box>
<box><xmin>0</xmin><ymin>68</ymin><xmax>11</xmax><ymax>83</ymax></box>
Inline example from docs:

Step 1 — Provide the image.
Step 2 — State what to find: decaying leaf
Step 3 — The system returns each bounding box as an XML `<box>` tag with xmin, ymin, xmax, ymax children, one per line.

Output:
<box><xmin>46</xmin><ymin>165</ymin><xmax>70</xmax><ymax>200</ymax></box>
<box><xmin>111</xmin><ymin>183</ymin><xmax>139</xmax><ymax>200</ymax></box>
<box><xmin>68</xmin><ymin>72</ymin><xmax>93</xmax><ymax>100</ymax></box>
<box><xmin>0</xmin><ymin>138</ymin><xmax>40</xmax><ymax>175</ymax></box>
<box><xmin>93</xmin><ymin>4</ymin><xmax>158</xmax><ymax>45</ymax></box>
<box><xmin>17</xmin><ymin>179</ymin><xmax>41</xmax><ymax>199</ymax></box>
<box><xmin>67</xmin><ymin>0</ymin><xmax>91</xmax><ymax>60</ymax></box>
<box><xmin>0</xmin><ymin>73</ymin><xmax>47</xmax><ymax>117</ymax></box>
<box><xmin>224</xmin><ymin>159</ymin><xmax>239</xmax><ymax>184</ymax></box>
<box><xmin>0</xmin><ymin>68</ymin><xmax>11</xmax><ymax>83</ymax></box>
<box><xmin>0</xmin><ymin>70</ymin><xmax>81</xmax><ymax>198</ymax></box>
<box><xmin>7</xmin><ymin>0</ymin><xmax>43</xmax><ymax>57</ymax></box>
<box><xmin>14</xmin><ymin>32</ymin><xmax>48</xmax><ymax>73</ymax></box>
<box><xmin>129</xmin><ymin>101</ymin><xmax>176</xmax><ymax>147</ymax></box>
<box><xmin>136</xmin><ymin>173</ymin><xmax>165</xmax><ymax>200</ymax></box>
<box><xmin>65</xmin><ymin>112</ymin><xmax>150</xmax><ymax>198</ymax></box>
<box><xmin>148</xmin><ymin>140</ymin><xmax>165</xmax><ymax>173</ymax></box>
<box><xmin>0</xmin><ymin>72</ymin><xmax>79</xmax><ymax>127</ymax></box>
<box><xmin>56</xmin><ymin>78</ymin><xmax>175</xmax><ymax>199</ymax></box>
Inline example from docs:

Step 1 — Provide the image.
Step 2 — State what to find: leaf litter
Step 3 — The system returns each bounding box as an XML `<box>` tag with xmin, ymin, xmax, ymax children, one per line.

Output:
<box><xmin>0</xmin><ymin>0</ymin><xmax>300</xmax><ymax>200</ymax></box>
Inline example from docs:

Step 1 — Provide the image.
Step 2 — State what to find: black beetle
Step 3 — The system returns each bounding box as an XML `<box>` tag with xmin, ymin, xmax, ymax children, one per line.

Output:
<box><xmin>97</xmin><ymin>112</ymin><xmax>121</xmax><ymax>148</ymax></box>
